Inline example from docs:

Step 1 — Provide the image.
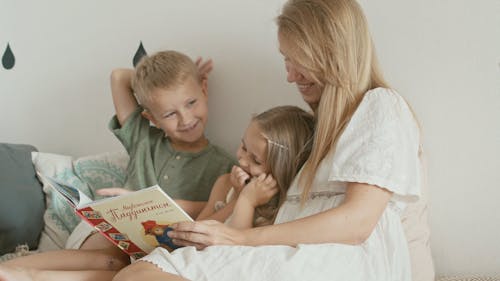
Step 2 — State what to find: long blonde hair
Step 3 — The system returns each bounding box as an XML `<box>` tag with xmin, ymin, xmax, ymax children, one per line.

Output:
<box><xmin>252</xmin><ymin>105</ymin><xmax>315</xmax><ymax>225</ymax></box>
<box><xmin>277</xmin><ymin>0</ymin><xmax>389</xmax><ymax>203</ymax></box>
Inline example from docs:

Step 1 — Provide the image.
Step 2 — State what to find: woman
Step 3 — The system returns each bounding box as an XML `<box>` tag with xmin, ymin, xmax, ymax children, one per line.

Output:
<box><xmin>113</xmin><ymin>0</ymin><xmax>429</xmax><ymax>280</ymax></box>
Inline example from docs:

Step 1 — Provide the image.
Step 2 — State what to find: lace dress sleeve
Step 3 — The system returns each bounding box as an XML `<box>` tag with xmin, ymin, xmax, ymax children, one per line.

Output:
<box><xmin>329</xmin><ymin>88</ymin><xmax>421</xmax><ymax>203</ymax></box>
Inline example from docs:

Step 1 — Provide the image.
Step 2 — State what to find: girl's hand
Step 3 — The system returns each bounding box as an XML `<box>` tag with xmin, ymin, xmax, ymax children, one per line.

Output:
<box><xmin>240</xmin><ymin>173</ymin><xmax>278</xmax><ymax>208</ymax></box>
<box><xmin>168</xmin><ymin>220</ymin><xmax>245</xmax><ymax>250</ymax></box>
<box><xmin>195</xmin><ymin>57</ymin><xmax>213</xmax><ymax>81</ymax></box>
<box><xmin>230</xmin><ymin>166</ymin><xmax>250</xmax><ymax>194</ymax></box>
<box><xmin>96</xmin><ymin>187</ymin><xmax>131</xmax><ymax>197</ymax></box>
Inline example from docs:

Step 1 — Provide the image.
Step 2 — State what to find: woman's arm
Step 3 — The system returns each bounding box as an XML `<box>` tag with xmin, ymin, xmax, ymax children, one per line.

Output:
<box><xmin>246</xmin><ymin>182</ymin><xmax>392</xmax><ymax>245</ymax></box>
<box><xmin>169</xmin><ymin>182</ymin><xmax>392</xmax><ymax>248</ymax></box>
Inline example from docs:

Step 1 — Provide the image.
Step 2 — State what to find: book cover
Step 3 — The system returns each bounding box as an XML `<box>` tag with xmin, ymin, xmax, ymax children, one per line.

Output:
<box><xmin>38</xmin><ymin>173</ymin><xmax>193</xmax><ymax>258</ymax></box>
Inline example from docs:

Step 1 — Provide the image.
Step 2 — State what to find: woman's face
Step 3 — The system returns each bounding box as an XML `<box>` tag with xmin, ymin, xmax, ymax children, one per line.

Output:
<box><xmin>278</xmin><ymin>35</ymin><xmax>323</xmax><ymax>109</ymax></box>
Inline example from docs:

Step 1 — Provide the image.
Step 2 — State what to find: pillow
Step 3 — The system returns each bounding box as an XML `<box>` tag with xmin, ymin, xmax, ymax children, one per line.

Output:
<box><xmin>32</xmin><ymin>152</ymin><xmax>91</xmax><ymax>250</ymax></box>
<box><xmin>401</xmin><ymin>152</ymin><xmax>435</xmax><ymax>281</ymax></box>
<box><xmin>0</xmin><ymin>143</ymin><xmax>45</xmax><ymax>255</ymax></box>
<box><xmin>32</xmin><ymin>151</ymin><xmax>128</xmax><ymax>251</ymax></box>
<box><xmin>74</xmin><ymin>151</ymin><xmax>128</xmax><ymax>200</ymax></box>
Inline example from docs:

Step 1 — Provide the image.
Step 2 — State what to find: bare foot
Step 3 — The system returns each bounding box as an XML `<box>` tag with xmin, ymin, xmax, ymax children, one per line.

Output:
<box><xmin>0</xmin><ymin>265</ymin><xmax>34</xmax><ymax>281</ymax></box>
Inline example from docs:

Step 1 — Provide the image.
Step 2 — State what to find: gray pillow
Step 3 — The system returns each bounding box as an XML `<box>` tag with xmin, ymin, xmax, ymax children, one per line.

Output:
<box><xmin>0</xmin><ymin>143</ymin><xmax>45</xmax><ymax>254</ymax></box>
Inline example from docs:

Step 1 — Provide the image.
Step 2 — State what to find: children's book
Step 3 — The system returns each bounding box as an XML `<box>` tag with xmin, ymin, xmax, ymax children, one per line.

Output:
<box><xmin>37</xmin><ymin>172</ymin><xmax>193</xmax><ymax>259</ymax></box>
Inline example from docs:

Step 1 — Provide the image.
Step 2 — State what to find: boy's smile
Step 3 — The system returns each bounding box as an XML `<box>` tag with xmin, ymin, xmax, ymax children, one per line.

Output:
<box><xmin>177</xmin><ymin>119</ymin><xmax>200</xmax><ymax>132</ymax></box>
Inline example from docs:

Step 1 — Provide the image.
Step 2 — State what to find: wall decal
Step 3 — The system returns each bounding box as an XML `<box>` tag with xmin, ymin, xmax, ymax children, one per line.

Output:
<box><xmin>133</xmin><ymin>41</ymin><xmax>147</xmax><ymax>67</ymax></box>
<box><xmin>2</xmin><ymin>43</ymin><xmax>15</xmax><ymax>70</ymax></box>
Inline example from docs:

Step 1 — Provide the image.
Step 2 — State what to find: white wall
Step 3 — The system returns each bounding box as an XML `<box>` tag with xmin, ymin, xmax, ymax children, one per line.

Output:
<box><xmin>1</xmin><ymin>0</ymin><xmax>499</xmax><ymax>276</ymax></box>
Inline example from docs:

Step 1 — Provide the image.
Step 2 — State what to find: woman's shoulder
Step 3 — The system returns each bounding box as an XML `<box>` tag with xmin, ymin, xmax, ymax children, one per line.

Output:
<box><xmin>329</xmin><ymin>88</ymin><xmax>422</xmax><ymax>201</ymax></box>
<box><xmin>356</xmin><ymin>87</ymin><xmax>415</xmax><ymax>122</ymax></box>
<box><xmin>362</xmin><ymin>87</ymin><xmax>407</xmax><ymax>109</ymax></box>
<box><xmin>343</xmin><ymin>87</ymin><xmax>420</xmax><ymax>147</ymax></box>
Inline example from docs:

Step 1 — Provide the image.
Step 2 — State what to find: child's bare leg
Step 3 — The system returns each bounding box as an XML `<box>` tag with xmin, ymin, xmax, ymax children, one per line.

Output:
<box><xmin>0</xmin><ymin>265</ymin><xmax>116</xmax><ymax>281</ymax></box>
<box><xmin>112</xmin><ymin>261</ymin><xmax>188</xmax><ymax>281</ymax></box>
<box><xmin>3</xmin><ymin>233</ymin><xmax>129</xmax><ymax>271</ymax></box>
<box><xmin>79</xmin><ymin>232</ymin><xmax>117</xmax><ymax>250</ymax></box>
<box><xmin>0</xmin><ymin>265</ymin><xmax>31</xmax><ymax>281</ymax></box>
<box><xmin>2</xmin><ymin>249</ymin><xmax>124</xmax><ymax>271</ymax></box>
<box><xmin>79</xmin><ymin>232</ymin><xmax>131</xmax><ymax>269</ymax></box>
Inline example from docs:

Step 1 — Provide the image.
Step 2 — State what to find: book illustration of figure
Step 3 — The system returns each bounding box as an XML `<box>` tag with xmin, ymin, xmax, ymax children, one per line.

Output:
<box><xmin>141</xmin><ymin>220</ymin><xmax>179</xmax><ymax>251</ymax></box>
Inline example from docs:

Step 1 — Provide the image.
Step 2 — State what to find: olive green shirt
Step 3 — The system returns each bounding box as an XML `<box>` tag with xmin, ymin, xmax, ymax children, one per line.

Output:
<box><xmin>109</xmin><ymin>107</ymin><xmax>236</xmax><ymax>201</ymax></box>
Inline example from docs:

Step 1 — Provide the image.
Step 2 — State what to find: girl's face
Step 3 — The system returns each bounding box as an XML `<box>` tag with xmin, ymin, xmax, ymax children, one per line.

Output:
<box><xmin>236</xmin><ymin>121</ymin><xmax>269</xmax><ymax>177</ymax></box>
<box><xmin>278</xmin><ymin>34</ymin><xmax>323</xmax><ymax>109</ymax></box>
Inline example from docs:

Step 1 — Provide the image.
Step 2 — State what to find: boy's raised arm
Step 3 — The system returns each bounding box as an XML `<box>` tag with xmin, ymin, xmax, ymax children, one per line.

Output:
<box><xmin>110</xmin><ymin>69</ymin><xmax>139</xmax><ymax>126</ymax></box>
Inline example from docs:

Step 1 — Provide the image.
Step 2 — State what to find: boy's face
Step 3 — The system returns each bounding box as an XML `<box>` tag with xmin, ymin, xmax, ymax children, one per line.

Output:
<box><xmin>144</xmin><ymin>77</ymin><xmax>208</xmax><ymax>148</ymax></box>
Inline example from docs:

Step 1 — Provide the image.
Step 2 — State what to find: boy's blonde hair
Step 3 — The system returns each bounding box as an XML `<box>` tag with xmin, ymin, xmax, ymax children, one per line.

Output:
<box><xmin>252</xmin><ymin>105</ymin><xmax>315</xmax><ymax>226</ymax></box>
<box><xmin>132</xmin><ymin>50</ymin><xmax>200</xmax><ymax>107</ymax></box>
<box><xmin>277</xmin><ymin>0</ymin><xmax>389</xmax><ymax>203</ymax></box>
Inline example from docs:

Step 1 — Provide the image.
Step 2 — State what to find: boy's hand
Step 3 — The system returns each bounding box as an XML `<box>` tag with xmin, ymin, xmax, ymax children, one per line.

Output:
<box><xmin>230</xmin><ymin>166</ymin><xmax>250</xmax><ymax>194</ymax></box>
<box><xmin>240</xmin><ymin>174</ymin><xmax>278</xmax><ymax>208</ymax></box>
<box><xmin>96</xmin><ymin>187</ymin><xmax>132</xmax><ymax>197</ymax></box>
<box><xmin>195</xmin><ymin>57</ymin><xmax>213</xmax><ymax>81</ymax></box>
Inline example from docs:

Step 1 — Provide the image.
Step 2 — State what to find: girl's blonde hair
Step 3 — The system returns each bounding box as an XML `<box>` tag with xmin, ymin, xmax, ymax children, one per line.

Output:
<box><xmin>277</xmin><ymin>0</ymin><xmax>389</xmax><ymax>203</ymax></box>
<box><xmin>132</xmin><ymin>50</ymin><xmax>200</xmax><ymax>108</ymax></box>
<box><xmin>252</xmin><ymin>105</ymin><xmax>315</xmax><ymax>226</ymax></box>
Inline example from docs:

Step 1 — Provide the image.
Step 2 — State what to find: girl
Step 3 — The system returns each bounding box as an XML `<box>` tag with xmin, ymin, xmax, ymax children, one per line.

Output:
<box><xmin>197</xmin><ymin>105</ymin><xmax>314</xmax><ymax>229</ymax></box>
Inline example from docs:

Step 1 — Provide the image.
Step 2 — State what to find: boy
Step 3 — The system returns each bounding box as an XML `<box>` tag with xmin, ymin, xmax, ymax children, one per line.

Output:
<box><xmin>107</xmin><ymin>50</ymin><xmax>236</xmax><ymax>217</ymax></box>
<box><xmin>0</xmin><ymin>51</ymin><xmax>236</xmax><ymax>279</ymax></box>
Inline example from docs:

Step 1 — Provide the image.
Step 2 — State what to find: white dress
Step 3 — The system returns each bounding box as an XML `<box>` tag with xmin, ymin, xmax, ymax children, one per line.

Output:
<box><xmin>140</xmin><ymin>88</ymin><xmax>422</xmax><ymax>281</ymax></box>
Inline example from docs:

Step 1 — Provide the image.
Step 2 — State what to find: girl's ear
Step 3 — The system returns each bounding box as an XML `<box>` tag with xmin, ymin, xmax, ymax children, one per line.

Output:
<box><xmin>141</xmin><ymin>110</ymin><xmax>158</xmax><ymax>127</ymax></box>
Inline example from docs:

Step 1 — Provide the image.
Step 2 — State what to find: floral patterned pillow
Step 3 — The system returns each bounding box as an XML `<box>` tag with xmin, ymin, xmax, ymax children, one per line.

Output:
<box><xmin>32</xmin><ymin>151</ymin><xmax>128</xmax><ymax>251</ymax></box>
<box><xmin>74</xmin><ymin>152</ymin><xmax>128</xmax><ymax>200</ymax></box>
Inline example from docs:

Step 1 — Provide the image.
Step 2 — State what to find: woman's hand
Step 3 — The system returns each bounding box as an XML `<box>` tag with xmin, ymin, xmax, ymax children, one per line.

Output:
<box><xmin>96</xmin><ymin>187</ymin><xmax>131</xmax><ymax>197</ymax></box>
<box><xmin>168</xmin><ymin>220</ymin><xmax>245</xmax><ymax>250</ymax></box>
<box><xmin>240</xmin><ymin>173</ymin><xmax>278</xmax><ymax>208</ymax></box>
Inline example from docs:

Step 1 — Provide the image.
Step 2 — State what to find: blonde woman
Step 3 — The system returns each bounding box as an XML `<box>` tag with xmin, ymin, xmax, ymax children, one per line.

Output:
<box><xmin>111</xmin><ymin>0</ymin><xmax>430</xmax><ymax>280</ymax></box>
